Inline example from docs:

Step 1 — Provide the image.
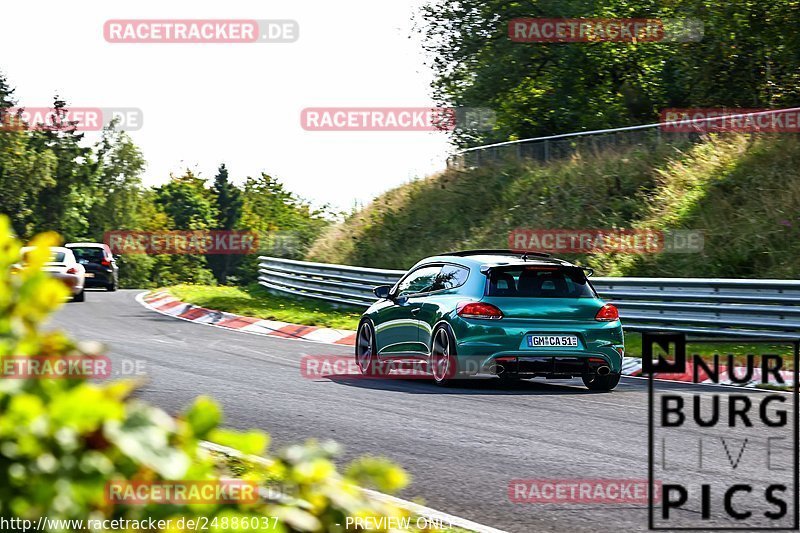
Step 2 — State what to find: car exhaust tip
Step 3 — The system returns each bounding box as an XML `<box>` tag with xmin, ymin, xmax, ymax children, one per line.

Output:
<box><xmin>487</xmin><ymin>364</ymin><xmax>502</xmax><ymax>375</ymax></box>
<box><xmin>597</xmin><ymin>365</ymin><xmax>611</xmax><ymax>376</ymax></box>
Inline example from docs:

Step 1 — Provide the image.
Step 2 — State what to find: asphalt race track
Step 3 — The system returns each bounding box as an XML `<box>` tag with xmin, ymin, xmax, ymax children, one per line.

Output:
<box><xmin>48</xmin><ymin>290</ymin><xmax>798</xmax><ymax>533</ymax></box>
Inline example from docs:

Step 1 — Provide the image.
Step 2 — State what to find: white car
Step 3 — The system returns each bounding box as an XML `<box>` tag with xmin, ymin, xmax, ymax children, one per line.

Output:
<box><xmin>20</xmin><ymin>246</ymin><xmax>86</xmax><ymax>302</ymax></box>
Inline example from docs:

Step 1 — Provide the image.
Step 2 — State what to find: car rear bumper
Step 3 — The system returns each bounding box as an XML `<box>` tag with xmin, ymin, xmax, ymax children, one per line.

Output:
<box><xmin>446</xmin><ymin>349</ymin><xmax>623</xmax><ymax>377</ymax></box>
<box><xmin>450</xmin><ymin>316</ymin><xmax>625</xmax><ymax>374</ymax></box>
<box><xmin>50</xmin><ymin>273</ymin><xmax>84</xmax><ymax>295</ymax></box>
<box><xmin>84</xmin><ymin>270</ymin><xmax>114</xmax><ymax>286</ymax></box>
<box><xmin>486</xmin><ymin>354</ymin><xmax>617</xmax><ymax>377</ymax></box>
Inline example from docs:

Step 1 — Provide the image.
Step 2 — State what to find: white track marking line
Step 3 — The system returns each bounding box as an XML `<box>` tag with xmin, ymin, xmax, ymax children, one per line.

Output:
<box><xmin>135</xmin><ymin>291</ymin><xmax>352</xmax><ymax>347</ymax></box>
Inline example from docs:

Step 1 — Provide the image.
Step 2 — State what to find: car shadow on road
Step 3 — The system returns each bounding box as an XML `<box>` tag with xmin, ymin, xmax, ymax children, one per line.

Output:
<box><xmin>324</xmin><ymin>375</ymin><xmax>601</xmax><ymax>395</ymax></box>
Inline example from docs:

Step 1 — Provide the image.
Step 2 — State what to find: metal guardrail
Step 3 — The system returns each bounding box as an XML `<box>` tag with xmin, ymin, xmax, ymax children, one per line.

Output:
<box><xmin>258</xmin><ymin>256</ymin><xmax>405</xmax><ymax>307</ymax></box>
<box><xmin>258</xmin><ymin>256</ymin><xmax>800</xmax><ymax>339</ymax></box>
<box><xmin>447</xmin><ymin>107</ymin><xmax>800</xmax><ymax>169</ymax></box>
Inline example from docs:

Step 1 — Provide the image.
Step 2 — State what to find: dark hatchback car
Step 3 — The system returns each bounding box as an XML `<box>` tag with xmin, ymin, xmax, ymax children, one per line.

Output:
<box><xmin>65</xmin><ymin>243</ymin><xmax>119</xmax><ymax>291</ymax></box>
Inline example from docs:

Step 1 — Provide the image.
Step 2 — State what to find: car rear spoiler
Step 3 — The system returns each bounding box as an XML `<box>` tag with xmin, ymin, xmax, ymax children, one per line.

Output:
<box><xmin>442</xmin><ymin>249</ymin><xmax>552</xmax><ymax>258</ymax></box>
<box><xmin>480</xmin><ymin>263</ymin><xmax>594</xmax><ymax>277</ymax></box>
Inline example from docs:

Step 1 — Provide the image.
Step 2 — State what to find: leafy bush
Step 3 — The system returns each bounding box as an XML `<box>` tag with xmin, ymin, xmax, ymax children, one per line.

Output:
<box><xmin>0</xmin><ymin>217</ymin><xmax>424</xmax><ymax>532</ymax></box>
<box><xmin>116</xmin><ymin>254</ymin><xmax>157</xmax><ymax>289</ymax></box>
<box><xmin>116</xmin><ymin>254</ymin><xmax>217</xmax><ymax>289</ymax></box>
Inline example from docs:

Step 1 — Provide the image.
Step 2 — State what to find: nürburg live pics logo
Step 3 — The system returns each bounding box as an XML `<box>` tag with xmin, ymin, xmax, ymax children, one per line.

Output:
<box><xmin>645</xmin><ymin>332</ymin><xmax>799</xmax><ymax>530</ymax></box>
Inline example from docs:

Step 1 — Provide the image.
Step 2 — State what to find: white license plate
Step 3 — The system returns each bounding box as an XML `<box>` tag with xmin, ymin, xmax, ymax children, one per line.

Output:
<box><xmin>84</xmin><ymin>273</ymin><xmax>94</xmax><ymax>278</ymax></box>
<box><xmin>527</xmin><ymin>335</ymin><xmax>579</xmax><ymax>348</ymax></box>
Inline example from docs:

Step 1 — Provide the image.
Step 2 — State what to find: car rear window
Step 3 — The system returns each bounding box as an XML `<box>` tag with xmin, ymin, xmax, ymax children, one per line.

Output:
<box><xmin>486</xmin><ymin>266</ymin><xmax>595</xmax><ymax>298</ymax></box>
<box><xmin>70</xmin><ymin>247</ymin><xmax>105</xmax><ymax>262</ymax></box>
<box><xmin>23</xmin><ymin>251</ymin><xmax>65</xmax><ymax>263</ymax></box>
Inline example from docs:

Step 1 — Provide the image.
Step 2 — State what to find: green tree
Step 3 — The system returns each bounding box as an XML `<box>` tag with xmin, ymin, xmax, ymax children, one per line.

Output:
<box><xmin>0</xmin><ymin>77</ymin><xmax>57</xmax><ymax>238</ymax></box>
<box><xmin>0</xmin><ymin>73</ymin><xmax>15</xmax><ymax>110</ymax></box>
<box><xmin>236</xmin><ymin>173</ymin><xmax>331</xmax><ymax>282</ymax></box>
<box><xmin>0</xmin><ymin>128</ymin><xmax>57</xmax><ymax>238</ymax></box>
<box><xmin>207</xmin><ymin>164</ymin><xmax>244</xmax><ymax>284</ymax></box>
<box><xmin>84</xmin><ymin>121</ymin><xmax>146</xmax><ymax>238</ymax></box>
<box><xmin>154</xmin><ymin>170</ymin><xmax>218</xmax><ymax>230</ymax></box>
<box><xmin>240</xmin><ymin>173</ymin><xmax>298</xmax><ymax>235</ymax></box>
<box><xmin>150</xmin><ymin>170</ymin><xmax>218</xmax><ymax>285</ymax></box>
<box><xmin>0</xmin><ymin>76</ymin><xmax>149</xmax><ymax>245</ymax></box>
<box><xmin>0</xmin><ymin>70</ymin><xmax>335</xmax><ymax>290</ymax></box>
<box><xmin>418</xmin><ymin>0</ymin><xmax>800</xmax><ymax>146</ymax></box>
<box><xmin>28</xmin><ymin>97</ymin><xmax>100</xmax><ymax>239</ymax></box>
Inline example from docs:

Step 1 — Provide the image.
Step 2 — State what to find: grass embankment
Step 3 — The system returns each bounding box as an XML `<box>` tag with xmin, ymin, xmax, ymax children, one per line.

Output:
<box><xmin>166</xmin><ymin>283</ymin><xmax>362</xmax><ymax>330</ymax></box>
<box><xmin>307</xmin><ymin>134</ymin><xmax>800</xmax><ymax>278</ymax></box>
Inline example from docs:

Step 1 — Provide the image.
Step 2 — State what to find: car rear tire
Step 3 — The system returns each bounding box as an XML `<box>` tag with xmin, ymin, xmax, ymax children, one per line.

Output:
<box><xmin>355</xmin><ymin>321</ymin><xmax>388</xmax><ymax>377</ymax></box>
<box><xmin>582</xmin><ymin>372</ymin><xmax>621</xmax><ymax>391</ymax></box>
<box><xmin>106</xmin><ymin>280</ymin><xmax>117</xmax><ymax>292</ymax></box>
<box><xmin>430</xmin><ymin>325</ymin><xmax>460</xmax><ymax>386</ymax></box>
<box><xmin>73</xmin><ymin>288</ymin><xmax>85</xmax><ymax>303</ymax></box>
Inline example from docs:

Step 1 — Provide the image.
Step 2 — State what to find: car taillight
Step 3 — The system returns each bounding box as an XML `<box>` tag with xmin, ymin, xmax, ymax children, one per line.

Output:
<box><xmin>66</xmin><ymin>267</ymin><xmax>79</xmax><ymax>275</ymax></box>
<box><xmin>457</xmin><ymin>302</ymin><xmax>503</xmax><ymax>320</ymax></box>
<box><xmin>101</xmin><ymin>259</ymin><xmax>111</xmax><ymax>266</ymax></box>
<box><xmin>595</xmin><ymin>304</ymin><xmax>619</xmax><ymax>321</ymax></box>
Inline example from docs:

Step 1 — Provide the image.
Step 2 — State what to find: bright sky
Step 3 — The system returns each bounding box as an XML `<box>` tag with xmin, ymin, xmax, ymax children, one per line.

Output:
<box><xmin>3</xmin><ymin>0</ymin><xmax>453</xmax><ymax>212</ymax></box>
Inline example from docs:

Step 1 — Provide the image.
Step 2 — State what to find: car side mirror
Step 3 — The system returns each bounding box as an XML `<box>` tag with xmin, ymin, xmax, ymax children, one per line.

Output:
<box><xmin>373</xmin><ymin>285</ymin><xmax>392</xmax><ymax>299</ymax></box>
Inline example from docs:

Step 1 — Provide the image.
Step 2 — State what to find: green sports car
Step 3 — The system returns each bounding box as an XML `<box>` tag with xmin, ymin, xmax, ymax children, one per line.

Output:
<box><xmin>355</xmin><ymin>250</ymin><xmax>624</xmax><ymax>390</ymax></box>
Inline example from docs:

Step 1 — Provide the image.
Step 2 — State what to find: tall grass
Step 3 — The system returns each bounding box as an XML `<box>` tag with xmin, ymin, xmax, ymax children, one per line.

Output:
<box><xmin>307</xmin><ymin>134</ymin><xmax>800</xmax><ymax>278</ymax></box>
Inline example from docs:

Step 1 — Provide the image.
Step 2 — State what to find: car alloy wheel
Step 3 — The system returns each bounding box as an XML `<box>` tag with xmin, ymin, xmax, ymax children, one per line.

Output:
<box><xmin>430</xmin><ymin>327</ymin><xmax>457</xmax><ymax>385</ymax></box>
<box><xmin>355</xmin><ymin>321</ymin><xmax>386</xmax><ymax>376</ymax></box>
